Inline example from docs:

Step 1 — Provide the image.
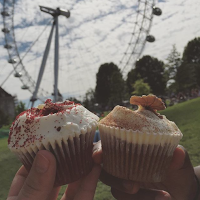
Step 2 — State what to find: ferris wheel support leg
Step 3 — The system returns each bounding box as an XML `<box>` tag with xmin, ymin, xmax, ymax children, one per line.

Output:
<box><xmin>30</xmin><ymin>21</ymin><xmax>55</xmax><ymax>107</ymax></box>
<box><xmin>54</xmin><ymin>15</ymin><xmax>59</xmax><ymax>103</ymax></box>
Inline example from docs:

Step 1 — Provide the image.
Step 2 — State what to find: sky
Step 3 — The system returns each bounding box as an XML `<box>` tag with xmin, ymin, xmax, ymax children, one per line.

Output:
<box><xmin>0</xmin><ymin>0</ymin><xmax>200</xmax><ymax>107</ymax></box>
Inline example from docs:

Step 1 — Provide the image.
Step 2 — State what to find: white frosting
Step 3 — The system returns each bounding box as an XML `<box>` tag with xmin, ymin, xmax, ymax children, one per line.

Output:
<box><xmin>8</xmin><ymin>100</ymin><xmax>99</xmax><ymax>149</ymax></box>
<box><xmin>99</xmin><ymin>105</ymin><xmax>183</xmax><ymax>146</ymax></box>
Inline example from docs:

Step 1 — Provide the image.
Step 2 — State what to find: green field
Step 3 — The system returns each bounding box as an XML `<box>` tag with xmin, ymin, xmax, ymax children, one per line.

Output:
<box><xmin>0</xmin><ymin>97</ymin><xmax>200</xmax><ymax>199</ymax></box>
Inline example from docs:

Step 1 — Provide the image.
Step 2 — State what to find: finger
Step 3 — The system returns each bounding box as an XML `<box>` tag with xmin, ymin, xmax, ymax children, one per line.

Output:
<box><xmin>177</xmin><ymin>145</ymin><xmax>194</xmax><ymax>169</ymax></box>
<box><xmin>100</xmin><ymin>169</ymin><xmax>139</xmax><ymax>194</ymax></box>
<box><xmin>194</xmin><ymin>165</ymin><xmax>200</xmax><ymax>178</ymax></box>
<box><xmin>111</xmin><ymin>188</ymin><xmax>172</xmax><ymax>200</ymax></box>
<box><xmin>62</xmin><ymin>164</ymin><xmax>101</xmax><ymax>200</ymax></box>
<box><xmin>169</xmin><ymin>145</ymin><xmax>186</xmax><ymax>171</ymax></box>
<box><xmin>8</xmin><ymin>165</ymin><xmax>61</xmax><ymax>200</ymax></box>
<box><xmin>61</xmin><ymin>180</ymin><xmax>81</xmax><ymax>200</ymax></box>
<box><xmin>17</xmin><ymin>150</ymin><xmax>57</xmax><ymax>200</ymax></box>
<box><xmin>8</xmin><ymin>166</ymin><xmax>28</xmax><ymax>198</ymax></box>
<box><xmin>92</xmin><ymin>140</ymin><xmax>103</xmax><ymax>164</ymax></box>
<box><xmin>74</xmin><ymin>164</ymin><xmax>101</xmax><ymax>200</ymax></box>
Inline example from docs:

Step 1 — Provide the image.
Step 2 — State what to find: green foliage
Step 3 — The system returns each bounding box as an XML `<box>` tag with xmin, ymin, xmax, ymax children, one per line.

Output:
<box><xmin>94</xmin><ymin>181</ymin><xmax>114</xmax><ymax>200</ymax></box>
<box><xmin>68</xmin><ymin>97</ymin><xmax>81</xmax><ymax>104</ymax></box>
<box><xmin>166</xmin><ymin>44</ymin><xmax>181</xmax><ymax>81</ymax></box>
<box><xmin>95</xmin><ymin>62</ymin><xmax>124</xmax><ymax>108</ymax></box>
<box><xmin>132</xmin><ymin>79</ymin><xmax>151</xmax><ymax>96</ymax></box>
<box><xmin>134</xmin><ymin>55</ymin><xmax>167</xmax><ymax>95</ymax></box>
<box><xmin>183</xmin><ymin>37</ymin><xmax>200</xmax><ymax>64</ymax></box>
<box><xmin>126</xmin><ymin>69</ymin><xmax>138</xmax><ymax>96</ymax></box>
<box><xmin>175</xmin><ymin>63</ymin><xmax>198</xmax><ymax>91</ymax></box>
<box><xmin>0</xmin><ymin>137</ymin><xmax>21</xmax><ymax>199</ymax></box>
<box><xmin>15</xmin><ymin>101</ymin><xmax>26</xmax><ymax>117</ymax></box>
<box><xmin>176</xmin><ymin>37</ymin><xmax>200</xmax><ymax>92</ymax></box>
<box><xmin>82</xmin><ymin>88</ymin><xmax>96</xmax><ymax>111</ymax></box>
<box><xmin>108</xmin><ymin>70</ymin><xmax>125</xmax><ymax>108</ymax></box>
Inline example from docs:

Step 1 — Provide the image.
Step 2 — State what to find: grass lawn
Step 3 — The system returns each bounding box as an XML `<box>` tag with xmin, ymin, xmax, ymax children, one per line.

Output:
<box><xmin>160</xmin><ymin>97</ymin><xmax>200</xmax><ymax>166</ymax></box>
<box><xmin>0</xmin><ymin>137</ymin><xmax>21</xmax><ymax>199</ymax></box>
<box><xmin>0</xmin><ymin>97</ymin><xmax>200</xmax><ymax>199</ymax></box>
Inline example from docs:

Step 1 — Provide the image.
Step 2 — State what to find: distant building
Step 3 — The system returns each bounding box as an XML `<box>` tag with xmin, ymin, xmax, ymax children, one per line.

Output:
<box><xmin>0</xmin><ymin>87</ymin><xmax>15</xmax><ymax>120</ymax></box>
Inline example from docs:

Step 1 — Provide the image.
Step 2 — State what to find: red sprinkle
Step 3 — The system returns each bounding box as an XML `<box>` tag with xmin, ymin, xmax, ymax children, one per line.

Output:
<box><xmin>57</xmin><ymin>127</ymin><xmax>61</xmax><ymax>131</ymax></box>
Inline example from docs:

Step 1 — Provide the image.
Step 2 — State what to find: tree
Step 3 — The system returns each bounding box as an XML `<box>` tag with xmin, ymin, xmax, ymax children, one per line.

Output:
<box><xmin>183</xmin><ymin>37</ymin><xmax>200</xmax><ymax>64</ymax></box>
<box><xmin>180</xmin><ymin>37</ymin><xmax>200</xmax><ymax>88</ymax></box>
<box><xmin>126</xmin><ymin>69</ymin><xmax>138</xmax><ymax>96</ymax></box>
<box><xmin>166</xmin><ymin>44</ymin><xmax>181</xmax><ymax>80</ymax></box>
<box><xmin>132</xmin><ymin>79</ymin><xmax>151</xmax><ymax>96</ymax></box>
<box><xmin>175</xmin><ymin>63</ymin><xmax>198</xmax><ymax>91</ymax></box>
<box><xmin>108</xmin><ymin>70</ymin><xmax>125</xmax><ymax>108</ymax></box>
<box><xmin>174</xmin><ymin>37</ymin><xmax>200</xmax><ymax>92</ymax></box>
<box><xmin>134</xmin><ymin>55</ymin><xmax>167</xmax><ymax>95</ymax></box>
<box><xmin>15</xmin><ymin>101</ymin><xmax>26</xmax><ymax>117</ymax></box>
<box><xmin>68</xmin><ymin>97</ymin><xmax>81</xmax><ymax>104</ymax></box>
<box><xmin>95</xmin><ymin>62</ymin><xmax>124</xmax><ymax>108</ymax></box>
<box><xmin>82</xmin><ymin>88</ymin><xmax>96</xmax><ymax>111</ymax></box>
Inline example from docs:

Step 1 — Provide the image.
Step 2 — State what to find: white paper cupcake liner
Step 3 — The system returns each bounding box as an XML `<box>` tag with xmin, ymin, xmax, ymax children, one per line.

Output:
<box><xmin>11</xmin><ymin>128</ymin><xmax>95</xmax><ymax>186</ymax></box>
<box><xmin>99</xmin><ymin>125</ymin><xmax>181</xmax><ymax>182</ymax></box>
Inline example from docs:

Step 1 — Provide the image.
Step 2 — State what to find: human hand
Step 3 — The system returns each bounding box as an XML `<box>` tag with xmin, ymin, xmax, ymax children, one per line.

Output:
<box><xmin>93</xmin><ymin>142</ymin><xmax>199</xmax><ymax>200</ymax></box>
<box><xmin>7</xmin><ymin>150</ymin><xmax>101</xmax><ymax>200</ymax></box>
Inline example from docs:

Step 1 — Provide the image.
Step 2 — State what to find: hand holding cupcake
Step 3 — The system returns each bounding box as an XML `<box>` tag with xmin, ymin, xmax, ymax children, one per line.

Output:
<box><xmin>8</xmin><ymin>99</ymin><xmax>99</xmax><ymax>186</ymax></box>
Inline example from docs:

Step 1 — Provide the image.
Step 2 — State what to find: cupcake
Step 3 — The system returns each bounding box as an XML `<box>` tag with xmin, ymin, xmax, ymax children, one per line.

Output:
<box><xmin>8</xmin><ymin>99</ymin><xmax>99</xmax><ymax>186</ymax></box>
<box><xmin>98</xmin><ymin>95</ymin><xmax>182</xmax><ymax>182</ymax></box>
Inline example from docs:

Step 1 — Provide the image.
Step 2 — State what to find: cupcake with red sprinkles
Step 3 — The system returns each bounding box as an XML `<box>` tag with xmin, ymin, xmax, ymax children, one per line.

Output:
<box><xmin>8</xmin><ymin>99</ymin><xmax>99</xmax><ymax>186</ymax></box>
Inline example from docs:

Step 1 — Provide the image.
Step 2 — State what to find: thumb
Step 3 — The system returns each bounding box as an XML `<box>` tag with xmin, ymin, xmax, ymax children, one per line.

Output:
<box><xmin>18</xmin><ymin>150</ymin><xmax>57</xmax><ymax>200</ymax></box>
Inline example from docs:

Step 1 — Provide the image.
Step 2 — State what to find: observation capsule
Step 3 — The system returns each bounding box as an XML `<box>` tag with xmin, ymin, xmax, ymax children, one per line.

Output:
<box><xmin>153</xmin><ymin>7</ymin><xmax>162</xmax><ymax>16</ymax></box>
<box><xmin>14</xmin><ymin>72</ymin><xmax>22</xmax><ymax>78</ymax></box>
<box><xmin>4</xmin><ymin>44</ymin><xmax>12</xmax><ymax>49</ymax></box>
<box><xmin>8</xmin><ymin>58</ymin><xmax>17</xmax><ymax>64</ymax></box>
<box><xmin>146</xmin><ymin>35</ymin><xmax>155</xmax><ymax>42</ymax></box>
<box><xmin>21</xmin><ymin>85</ymin><xmax>29</xmax><ymax>90</ymax></box>
<box><xmin>1</xmin><ymin>11</ymin><xmax>10</xmax><ymax>17</ymax></box>
<box><xmin>2</xmin><ymin>28</ymin><xmax>10</xmax><ymax>33</ymax></box>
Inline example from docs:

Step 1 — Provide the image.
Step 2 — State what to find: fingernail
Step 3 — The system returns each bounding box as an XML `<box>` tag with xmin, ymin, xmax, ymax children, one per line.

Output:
<box><xmin>35</xmin><ymin>153</ymin><xmax>49</xmax><ymax>173</ymax></box>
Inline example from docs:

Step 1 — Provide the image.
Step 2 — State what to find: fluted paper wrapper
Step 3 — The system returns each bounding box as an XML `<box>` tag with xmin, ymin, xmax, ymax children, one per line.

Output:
<box><xmin>99</xmin><ymin>125</ymin><xmax>181</xmax><ymax>182</ymax></box>
<box><xmin>11</xmin><ymin>130</ymin><xmax>95</xmax><ymax>186</ymax></box>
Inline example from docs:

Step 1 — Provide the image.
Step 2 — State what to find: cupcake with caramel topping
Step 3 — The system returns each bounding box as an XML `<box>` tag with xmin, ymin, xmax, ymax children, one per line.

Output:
<box><xmin>98</xmin><ymin>95</ymin><xmax>182</xmax><ymax>182</ymax></box>
<box><xmin>8</xmin><ymin>99</ymin><xmax>99</xmax><ymax>186</ymax></box>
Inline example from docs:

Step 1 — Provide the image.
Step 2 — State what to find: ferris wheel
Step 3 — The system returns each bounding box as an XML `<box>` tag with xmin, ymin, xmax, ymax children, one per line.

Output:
<box><xmin>119</xmin><ymin>0</ymin><xmax>162</xmax><ymax>74</ymax></box>
<box><xmin>1</xmin><ymin>0</ymin><xmax>162</xmax><ymax>104</ymax></box>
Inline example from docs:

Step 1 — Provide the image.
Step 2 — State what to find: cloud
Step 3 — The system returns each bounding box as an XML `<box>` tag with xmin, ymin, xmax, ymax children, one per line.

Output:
<box><xmin>0</xmin><ymin>0</ymin><xmax>200</xmax><ymax>104</ymax></box>
<box><xmin>142</xmin><ymin>0</ymin><xmax>200</xmax><ymax>60</ymax></box>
